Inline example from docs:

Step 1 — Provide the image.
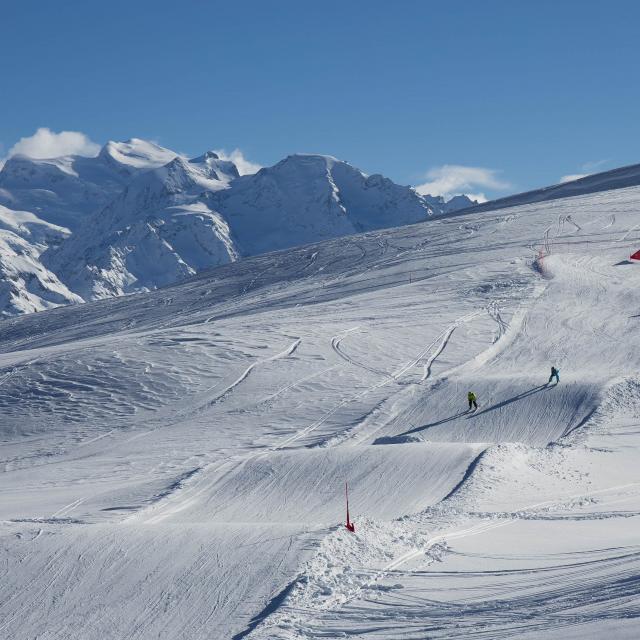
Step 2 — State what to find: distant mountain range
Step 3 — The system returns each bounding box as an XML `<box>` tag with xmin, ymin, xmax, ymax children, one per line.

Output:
<box><xmin>0</xmin><ymin>139</ymin><xmax>476</xmax><ymax>315</ymax></box>
<box><xmin>3</xmin><ymin>137</ymin><xmax>637</xmax><ymax>318</ymax></box>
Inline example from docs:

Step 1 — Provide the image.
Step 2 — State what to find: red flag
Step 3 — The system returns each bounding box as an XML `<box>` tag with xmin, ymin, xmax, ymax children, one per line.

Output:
<box><xmin>345</xmin><ymin>482</ymin><xmax>355</xmax><ymax>532</ymax></box>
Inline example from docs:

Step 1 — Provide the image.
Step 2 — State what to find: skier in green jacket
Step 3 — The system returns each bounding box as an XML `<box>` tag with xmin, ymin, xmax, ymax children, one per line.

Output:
<box><xmin>467</xmin><ymin>391</ymin><xmax>478</xmax><ymax>411</ymax></box>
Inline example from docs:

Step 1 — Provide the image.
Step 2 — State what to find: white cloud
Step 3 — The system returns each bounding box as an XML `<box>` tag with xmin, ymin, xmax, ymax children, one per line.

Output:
<box><xmin>416</xmin><ymin>164</ymin><xmax>510</xmax><ymax>201</ymax></box>
<box><xmin>559</xmin><ymin>160</ymin><xmax>610</xmax><ymax>185</ymax></box>
<box><xmin>7</xmin><ymin>127</ymin><xmax>101</xmax><ymax>160</ymax></box>
<box><xmin>560</xmin><ymin>173</ymin><xmax>589</xmax><ymax>184</ymax></box>
<box><xmin>213</xmin><ymin>148</ymin><xmax>261</xmax><ymax>175</ymax></box>
<box><xmin>581</xmin><ymin>159</ymin><xmax>609</xmax><ymax>172</ymax></box>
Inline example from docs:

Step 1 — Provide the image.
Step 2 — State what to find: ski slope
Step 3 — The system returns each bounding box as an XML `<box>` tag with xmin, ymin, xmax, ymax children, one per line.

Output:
<box><xmin>1</xmin><ymin>184</ymin><xmax>639</xmax><ymax>638</ymax></box>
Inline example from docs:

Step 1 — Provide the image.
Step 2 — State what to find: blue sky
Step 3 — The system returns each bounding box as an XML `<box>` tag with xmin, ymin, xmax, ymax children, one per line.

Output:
<box><xmin>2</xmin><ymin>0</ymin><xmax>639</xmax><ymax>200</ymax></box>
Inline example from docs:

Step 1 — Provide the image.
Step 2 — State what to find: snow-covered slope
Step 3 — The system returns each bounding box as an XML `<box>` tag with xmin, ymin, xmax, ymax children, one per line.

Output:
<box><xmin>213</xmin><ymin>154</ymin><xmax>433</xmax><ymax>255</ymax></box>
<box><xmin>44</xmin><ymin>153</ymin><xmax>434</xmax><ymax>300</ymax></box>
<box><xmin>0</xmin><ymin>205</ymin><xmax>80</xmax><ymax>316</ymax></box>
<box><xmin>0</xmin><ymin>138</ymin><xmax>177</xmax><ymax>229</ymax></box>
<box><xmin>43</xmin><ymin>152</ymin><xmax>239</xmax><ymax>299</ymax></box>
<box><xmin>1</xmin><ymin>181</ymin><xmax>639</xmax><ymax>638</ymax></box>
<box><xmin>0</xmin><ymin>230</ymin><xmax>82</xmax><ymax>316</ymax></box>
<box><xmin>0</xmin><ymin>139</ymin><xmax>480</xmax><ymax>315</ymax></box>
<box><xmin>459</xmin><ymin>160</ymin><xmax>640</xmax><ymax>214</ymax></box>
<box><xmin>0</xmin><ymin>203</ymin><xmax>68</xmax><ymax>245</ymax></box>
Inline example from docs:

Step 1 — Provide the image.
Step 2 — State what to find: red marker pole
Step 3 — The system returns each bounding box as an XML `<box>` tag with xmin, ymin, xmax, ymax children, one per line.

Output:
<box><xmin>345</xmin><ymin>481</ymin><xmax>355</xmax><ymax>532</ymax></box>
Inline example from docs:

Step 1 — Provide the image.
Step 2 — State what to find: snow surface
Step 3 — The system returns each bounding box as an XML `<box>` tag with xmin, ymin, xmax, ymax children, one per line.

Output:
<box><xmin>0</xmin><ymin>225</ymin><xmax>81</xmax><ymax>317</ymax></box>
<box><xmin>0</xmin><ymin>139</ymin><xmax>177</xmax><ymax>230</ymax></box>
<box><xmin>0</xmin><ymin>140</ymin><xmax>475</xmax><ymax>316</ymax></box>
<box><xmin>1</xmin><ymin>182</ymin><xmax>640</xmax><ymax>638</ymax></box>
<box><xmin>43</xmin><ymin>152</ymin><xmax>437</xmax><ymax>301</ymax></box>
<box><xmin>0</xmin><ymin>139</ymin><xmax>180</xmax><ymax>315</ymax></box>
<box><xmin>459</xmin><ymin>160</ymin><xmax>640</xmax><ymax>214</ymax></box>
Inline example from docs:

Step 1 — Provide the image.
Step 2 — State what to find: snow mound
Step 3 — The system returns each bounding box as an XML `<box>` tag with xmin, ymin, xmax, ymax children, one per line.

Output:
<box><xmin>137</xmin><ymin>443</ymin><xmax>484</xmax><ymax>525</ymax></box>
<box><xmin>261</xmin><ymin>518</ymin><xmax>435</xmax><ymax>623</ymax></box>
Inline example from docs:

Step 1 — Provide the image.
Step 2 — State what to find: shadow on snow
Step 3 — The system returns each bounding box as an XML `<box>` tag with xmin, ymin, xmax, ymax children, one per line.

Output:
<box><xmin>400</xmin><ymin>384</ymin><xmax>551</xmax><ymax>436</ymax></box>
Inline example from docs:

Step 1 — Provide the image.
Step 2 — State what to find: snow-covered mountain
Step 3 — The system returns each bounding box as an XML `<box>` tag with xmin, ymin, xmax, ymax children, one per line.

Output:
<box><xmin>0</xmin><ymin>230</ymin><xmax>82</xmax><ymax>316</ymax></box>
<box><xmin>0</xmin><ymin>139</ymin><xmax>177</xmax><ymax>230</ymax></box>
<box><xmin>423</xmin><ymin>193</ymin><xmax>478</xmax><ymax>213</ymax></box>
<box><xmin>43</xmin><ymin>152</ymin><xmax>240</xmax><ymax>300</ymax></box>
<box><xmin>2</xmin><ymin>179</ymin><xmax>639</xmax><ymax>638</ymax></box>
<box><xmin>0</xmin><ymin>139</ymin><xmax>477</xmax><ymax>315</ymax></box>
<box><xmin>0</xmin><ymin>204</ymin><xmax>80</xmax><ymax>315</ymax></box>
<box><xmin>0</xmin><ymin>139</ymin><xmax>180</xmax><ymax>313</ymax></box>
<box><xmin>213</xmin><ymin>154</ymin><xmax>436</xmax><ymax>256</ymax></box>
<box><xmin>43</xmin><ymin>152</ymin><xmax>443</xmax><ymax>301</ymax></box>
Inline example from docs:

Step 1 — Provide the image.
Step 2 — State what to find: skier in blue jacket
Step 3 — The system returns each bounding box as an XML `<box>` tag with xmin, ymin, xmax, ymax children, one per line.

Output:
<box><xmin>548</xmin><ymin>366</ymin><xmax>559</xmax><ymax>384</ymax></box>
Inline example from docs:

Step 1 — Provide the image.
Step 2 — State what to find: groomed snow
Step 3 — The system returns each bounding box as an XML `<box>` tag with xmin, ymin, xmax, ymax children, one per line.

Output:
<box><xmin>1</xmin><ymin>184</ymin><xmax>639</xmax><ymax>638</ymax></box>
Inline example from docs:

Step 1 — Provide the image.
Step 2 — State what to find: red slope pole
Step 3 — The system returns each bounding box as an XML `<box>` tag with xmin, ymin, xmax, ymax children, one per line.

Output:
<box><xmin>345</xmin><ymin>481</ymin><xmax>355</xmax><ymax>532</ymax></box>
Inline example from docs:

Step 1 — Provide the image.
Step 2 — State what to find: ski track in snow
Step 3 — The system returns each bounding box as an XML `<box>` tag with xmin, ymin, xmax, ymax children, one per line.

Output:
<box><xmin>2</xmin><ymin>185</ymin><xmax>640</xmax><ymax>639</ymax></box>
<box><xmin>420</xmin><ymin>311</ymin><xmax>481</xmax><ymax>382</ymax></box>
<box><xmin>330</xmin><ymin>326</ymin><xmax>388</xmax><ymax>377</ymax></box>
<box><xmin>136</xmin><ymin>319</ymin><xmax>464</xmax><ymax>526</ymax></box>
<box><xmin>208</xmin><ymin>338</ymin><xmax>301</xmax><ymax>407</ymax></box>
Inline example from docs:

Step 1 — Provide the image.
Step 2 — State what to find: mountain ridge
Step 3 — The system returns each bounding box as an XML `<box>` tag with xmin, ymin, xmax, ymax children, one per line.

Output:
<box><xmin>454</xmin><ymin>160</ymin><xmax>640</xmax><ymax>215</ymax></box>
<box><xmin>0</xmin><ymin>139</ymin><xmax>482</xmax><ymax>315</ymax></box>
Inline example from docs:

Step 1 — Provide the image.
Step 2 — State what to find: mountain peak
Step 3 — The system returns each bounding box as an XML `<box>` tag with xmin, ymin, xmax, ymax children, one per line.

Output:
<box><xmin>99</xmin><ymin>139</ymin><xmax>177</xmax><ymax>170</ymax></box>
<box><xmin>0</xmin><ymin>140</ymin><xmax>488</xmax><ymax>316</ymax></box>
<box><xmin>190</xmin><ymin>150</ymin><xmax>220</xmax><ymax>163</ymax></box>
<box><xmin>278</xmin><ymin>153</ymin><xmax>340</xmax><ymax>168</ymax></box>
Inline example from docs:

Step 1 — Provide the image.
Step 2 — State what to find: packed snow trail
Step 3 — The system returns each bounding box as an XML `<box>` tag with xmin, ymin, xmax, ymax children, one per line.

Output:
<box><xmin>1</xmin><ymin>185</ymin><xmax>640</xmax><ymax>638</ymax></box>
